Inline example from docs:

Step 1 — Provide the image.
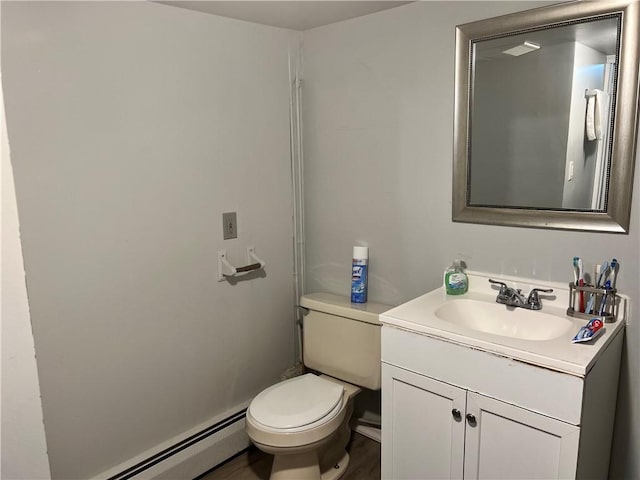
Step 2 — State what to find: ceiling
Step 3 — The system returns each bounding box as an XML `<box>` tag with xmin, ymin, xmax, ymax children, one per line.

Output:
<box><xmin>158</xmin><ymin>1</ymin><xmax>412</xmax><ymax>31</ymax></box>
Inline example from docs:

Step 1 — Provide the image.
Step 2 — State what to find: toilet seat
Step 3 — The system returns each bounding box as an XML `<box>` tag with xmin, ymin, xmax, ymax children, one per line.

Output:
<box><xmin>248</xmin><ymin>374</ymin><xmax>344</xmax><ymax>431</ymax></box>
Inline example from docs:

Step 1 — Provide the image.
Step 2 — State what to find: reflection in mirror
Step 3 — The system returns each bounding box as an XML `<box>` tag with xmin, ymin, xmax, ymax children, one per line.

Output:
<box><xmin>453</xmin><ymin>1</ymin><xmax>640</xmax><ymax>233</ymax></box>
<box><xmin>470</xmin><ymin>17</ymin><xmax>619</xmax><ymax>212</ymax></box>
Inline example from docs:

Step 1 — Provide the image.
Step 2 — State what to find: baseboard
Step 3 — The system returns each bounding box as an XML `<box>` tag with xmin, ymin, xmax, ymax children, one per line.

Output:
<box><xmin>353</xmin><ymin>424</ymin><xmax>381</xmax><ymax>443</ymax></box>
<box><xmin>94</xmin><ymin>402</ymin><xmax>251</xmax><ymax>480</ymax></box>
<box><xmin>151</xmin><ymin>420</ymin><xmax>249</xmax><ymax>480</ymax></box>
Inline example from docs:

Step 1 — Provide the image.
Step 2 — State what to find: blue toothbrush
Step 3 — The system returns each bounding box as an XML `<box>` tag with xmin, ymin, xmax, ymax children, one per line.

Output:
<box><xmin>599</xmin><ymin>279</ymin><xmax>612</xmax><ymax>316</ymax></box>
<box><xmin>596</xmin><ymin>260</ymin><xmax>609</xmax><ymax>288</ymax></box>
<box><xmin>608</xmin><ymin>258</ymin><xmax>618</xmax><ymax>288</ymax></box>
<box><xmin>572</xmin><ymin>257</ymin><xmax>580</xmax><ymax>285</ymax></box>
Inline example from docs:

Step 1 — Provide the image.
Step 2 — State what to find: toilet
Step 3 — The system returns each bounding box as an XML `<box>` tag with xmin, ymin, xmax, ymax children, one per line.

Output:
<box><xmin>246</xmin><ymin>293</ymin><xmax>390</xmax><ymax>480</ymax></box>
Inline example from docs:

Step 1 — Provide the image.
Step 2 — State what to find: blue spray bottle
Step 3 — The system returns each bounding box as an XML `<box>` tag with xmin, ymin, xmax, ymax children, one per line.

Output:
<box><xmin>351</xmin><ymin>246</ymin><xmax>369</xmax><ymax>303</ymax></box>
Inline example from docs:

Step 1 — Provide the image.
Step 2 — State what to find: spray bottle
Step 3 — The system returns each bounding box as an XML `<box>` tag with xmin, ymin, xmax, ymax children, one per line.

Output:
<box><xmin>351</xmin><ymin>246</ymin><xmax>369</xmax><ymax>303</ymax></box>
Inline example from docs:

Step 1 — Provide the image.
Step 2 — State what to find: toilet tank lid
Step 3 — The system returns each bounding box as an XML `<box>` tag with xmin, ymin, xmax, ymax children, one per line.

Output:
<box><xmin>300</xmin><ymin>293</ymin><xmax>392</xmax><ymax>326</ymax></box>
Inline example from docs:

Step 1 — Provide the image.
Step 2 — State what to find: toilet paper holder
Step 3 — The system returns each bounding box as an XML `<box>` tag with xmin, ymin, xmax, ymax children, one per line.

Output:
<box><xmin>218</xmin><ymin>246</ymin><xmax>265</xmax><ymax>281</ymax></box>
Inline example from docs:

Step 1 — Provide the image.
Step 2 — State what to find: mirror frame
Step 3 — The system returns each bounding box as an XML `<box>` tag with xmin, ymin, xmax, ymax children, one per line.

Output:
<box><xmin>453</xmin><ymin>0</ymin><xmax>640</xmax><ymax>233</ymax></box>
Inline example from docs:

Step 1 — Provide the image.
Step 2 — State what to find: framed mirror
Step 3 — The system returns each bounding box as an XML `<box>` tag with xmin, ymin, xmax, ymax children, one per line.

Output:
<box><xmin>453</xmin><ymin>0</ymin><xmax>640</xmax><ymax>233</ymax></box>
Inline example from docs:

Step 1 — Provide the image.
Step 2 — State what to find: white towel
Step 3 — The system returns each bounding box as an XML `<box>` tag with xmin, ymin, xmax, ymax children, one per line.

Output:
<box><xmin>585</xmin><ymin>89</ymin><xmax>608</xmax><ymax>141</ymax></box>
<box><xmin>586</xmin><ymin>96</ymin><xmax>596</xmax><ymax>141</ymax></box>
<box><xmin>594</xmin><ymin>89</ymin><xmax>608</xmax><ymax>140</ymax></box>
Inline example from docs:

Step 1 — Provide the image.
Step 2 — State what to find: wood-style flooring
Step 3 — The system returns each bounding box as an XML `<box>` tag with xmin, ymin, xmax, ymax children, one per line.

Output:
<box><xmin>198</xmin><ymin>433</ymin><xmax>380</xmax><ymax>480</ymax></box>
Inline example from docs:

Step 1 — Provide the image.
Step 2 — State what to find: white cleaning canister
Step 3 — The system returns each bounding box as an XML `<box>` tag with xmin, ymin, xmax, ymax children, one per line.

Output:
<box><xmin>351</xmin><ymin>246</ymin><xmax>369</xmax><ymax>303</ymax></box>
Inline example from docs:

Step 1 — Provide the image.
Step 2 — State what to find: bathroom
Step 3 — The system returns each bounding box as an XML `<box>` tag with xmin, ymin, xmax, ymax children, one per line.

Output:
<box><xmin>2</xmin><ymin>1</ymin><xmax>638</xmax><ymax>479</ymax></box>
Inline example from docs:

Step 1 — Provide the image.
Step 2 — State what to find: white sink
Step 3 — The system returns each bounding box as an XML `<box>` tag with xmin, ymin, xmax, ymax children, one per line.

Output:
<box><xmin>434</xmin><ymin>298</ymin><xmax>572</xmax><ymax>341</ymax></box>
<box><xmin>381</xmin><ymin>271</ymin><xmax>628</xmax><ymax>375</ymax></box>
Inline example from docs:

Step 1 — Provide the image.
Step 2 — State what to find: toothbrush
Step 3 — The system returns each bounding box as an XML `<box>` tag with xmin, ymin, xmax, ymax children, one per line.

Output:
<box><xmin>608</xmin><ymin>258</ymin><xmax>618</xmax><ymax>288</ymax></box>
<box><xmin>578</xmin><ymin>258</ymin><xmax>585</xmax><ymax>313</ymax></box>
<box><xmin>599</xmin><ymin>279</ymin><xmax>612</xmax><ymax>316</ymax></box>
<box><xmin>586</xmin><ymin>291</ymin><xmax>596</xmax><ymax>315</ymax></box>
<box><xmin>572</xmin><ymin>257</ymin><xmax>580</xmax><ymax>312</ymax></box>
<box><xmin>597</xmin><ymin>260</ymin><xmax>609</xmax><ymax>288</ymax></box>
<box><xmin>588</xmin><ymin>264</ymin><xmax>601</xmax><ymax>314</ymax></box>
<box><xmin>572</xmin><ymin>257</ymin><xmax>580</xmax><ymax>286</ymax></box>
<box><xmin>573</xmin><ymin>257</ymin><xmax>585</xmax><ymax>312</ymax></box>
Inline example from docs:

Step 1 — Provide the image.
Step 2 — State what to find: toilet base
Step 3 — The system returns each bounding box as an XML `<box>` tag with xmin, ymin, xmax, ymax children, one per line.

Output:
<box><xmin>270</xmin><ymin>450</ymin><xmax>350</xmax><ymax>480</ymax></box>
<box><xmin>321</xmin><ymin>451</ymin><xmax>350</xmax><ymax>480</ymax></box>
<box><xmin>248</xmin><ymin>376</ymin><xmax>362</xmax><ymax>480</ymax></box>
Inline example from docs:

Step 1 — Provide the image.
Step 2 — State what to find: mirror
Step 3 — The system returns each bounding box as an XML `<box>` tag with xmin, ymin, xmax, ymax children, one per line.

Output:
<box><xmin>453</xmin><ymin>0</ymin><xmax>640</xmax><ymax>233</ymax></box>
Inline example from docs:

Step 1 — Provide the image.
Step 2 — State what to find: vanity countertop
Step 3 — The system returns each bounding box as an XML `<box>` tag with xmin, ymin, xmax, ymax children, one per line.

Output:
<box><xmin>381</xmin><ymin>271</ymin><xmax>626</xmax><ymax>377</ymax></box>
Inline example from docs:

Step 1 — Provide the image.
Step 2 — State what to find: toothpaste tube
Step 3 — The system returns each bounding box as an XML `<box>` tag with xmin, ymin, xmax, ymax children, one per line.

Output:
<box><xmin>572</xmin><ymin>318</ymin><xmax>604</xmax><ymax>343</ymax></box>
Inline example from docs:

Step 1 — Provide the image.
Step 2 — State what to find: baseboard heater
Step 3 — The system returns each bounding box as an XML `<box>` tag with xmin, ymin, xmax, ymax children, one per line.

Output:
<box><xmin>106</xmin><ymin>408</ymin><xmax>247</xmax><ymax>480</ymax></box>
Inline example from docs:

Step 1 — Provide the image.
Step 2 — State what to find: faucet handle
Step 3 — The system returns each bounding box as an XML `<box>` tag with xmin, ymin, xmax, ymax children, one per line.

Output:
<box><xmin>527</xmin><ymin>288</ymin><xmax>554</xmax><ymax>309</ymax></box>
<box><xmin>488</xmin><ymin>279</ymin><xmax>511</xmax><ymax>301</ymax></box>
<box><xmin>488</xmin><ymin>279</ymin><xmax>508</xmax><ymax>292</ymax></box>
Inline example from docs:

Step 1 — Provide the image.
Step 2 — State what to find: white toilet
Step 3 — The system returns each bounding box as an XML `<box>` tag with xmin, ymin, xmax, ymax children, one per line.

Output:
<box><xmin>246</xmin><ymin>293</ymin><xmax>390</xmax><ymax>480</ymax></box>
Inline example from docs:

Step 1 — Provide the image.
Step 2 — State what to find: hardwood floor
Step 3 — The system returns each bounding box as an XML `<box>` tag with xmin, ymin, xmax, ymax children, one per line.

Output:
<box><xmin>198</xmin><ymin>432</ymin><xmax>381</xmax><ymax>480</ymax></box>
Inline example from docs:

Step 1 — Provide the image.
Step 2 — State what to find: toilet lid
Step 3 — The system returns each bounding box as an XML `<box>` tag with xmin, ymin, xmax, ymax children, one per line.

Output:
<box><xmin>249</xmin><ymin>374</ymin><xmax>344</xmax><ymax>429</ymax></box>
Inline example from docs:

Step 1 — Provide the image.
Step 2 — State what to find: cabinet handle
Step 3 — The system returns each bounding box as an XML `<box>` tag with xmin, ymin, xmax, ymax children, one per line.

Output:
<box><xmin>466</xmin><ymin>413</ymin><xmax>477</xmax><ymax>426</ymax></box>
<box><xmin>451</xmin><ymin>409</ymin><xmax>462</xmax><ymax>421</ymax></box>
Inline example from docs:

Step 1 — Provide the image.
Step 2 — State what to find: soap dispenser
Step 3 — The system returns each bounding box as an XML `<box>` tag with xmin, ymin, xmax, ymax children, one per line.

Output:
<box><xmin>445</xmin><ymin>260</ymin><xmax>468</xmax><ymax>295</ymax></box>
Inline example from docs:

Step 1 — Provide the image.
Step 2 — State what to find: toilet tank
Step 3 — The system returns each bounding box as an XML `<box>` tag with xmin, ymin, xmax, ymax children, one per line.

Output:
<box><xmin>300</xmin><ymin>293</ymin><xmax>391</xmax><ymax>390</ymax></box>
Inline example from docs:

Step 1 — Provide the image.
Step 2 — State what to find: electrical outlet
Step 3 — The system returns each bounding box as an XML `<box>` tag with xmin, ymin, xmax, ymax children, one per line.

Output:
<box><xmin>222</xmin><ymin>212</ymin><xmax>237</xmax><ymax>240</ymax></box>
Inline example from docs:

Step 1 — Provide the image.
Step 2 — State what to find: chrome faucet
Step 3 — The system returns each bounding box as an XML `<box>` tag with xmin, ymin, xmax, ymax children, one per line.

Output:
<box><xmin>488</xmin><ymin>279</ymin><xmax>553</xmax><ymax>311</ymax></box>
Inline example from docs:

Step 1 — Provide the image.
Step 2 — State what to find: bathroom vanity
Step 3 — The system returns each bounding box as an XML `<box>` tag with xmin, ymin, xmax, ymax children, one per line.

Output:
<box><xmin>380</xmin><ymin>272</ymin><xmax>626</xmax><ymax>480</ymax></box>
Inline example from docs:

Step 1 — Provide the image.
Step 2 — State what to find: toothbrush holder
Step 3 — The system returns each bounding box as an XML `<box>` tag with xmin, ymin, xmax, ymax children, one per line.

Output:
<box><xmin>567</xmin><ymin>282</ymin><xmax>619</xmax><ymax>323</ymax></box>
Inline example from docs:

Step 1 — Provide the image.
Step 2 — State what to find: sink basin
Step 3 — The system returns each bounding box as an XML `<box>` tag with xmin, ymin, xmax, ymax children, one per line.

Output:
<box><xmin>434</xmin><ymin>298</ymin><xmax>572</xmax><ymax>341</ymax></box>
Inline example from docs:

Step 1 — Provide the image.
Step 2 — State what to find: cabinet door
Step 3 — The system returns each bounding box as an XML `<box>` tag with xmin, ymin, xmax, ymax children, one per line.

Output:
<box><xmin>382</xmin><ymin>363</ymin><xmax>466</xmax><ymax>480</ymax></box>
<box><xmin>463</xmin><ymin>392</ymin><xmax>580</xmax><ymax>480</ymax></box>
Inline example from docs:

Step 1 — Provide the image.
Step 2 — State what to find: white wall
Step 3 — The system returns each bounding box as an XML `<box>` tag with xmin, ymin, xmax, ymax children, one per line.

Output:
<box><xmin>302</xmin><ymin>2</ymin><xmax>640</xmax><ymax>478</ymax></box>
<box><xmin>2</xmin><ymin>2</ymin><xmax>300</xmax><ymax>478</ymax></box>
<box><xmin>1</xmin><ymin>69</ymin><xmax>51</xmax><ymax>480</ymax></box>
<box><xmin>4</xmin><ymin>1</ymin><xmax>639</xmax><ymax>478</ymax></box>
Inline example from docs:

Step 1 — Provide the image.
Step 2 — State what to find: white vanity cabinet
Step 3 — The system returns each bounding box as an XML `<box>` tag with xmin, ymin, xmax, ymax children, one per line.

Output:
<box><xmin>382</xmin><ymin>363</ymin><xmax>579</xmax><ymax>479</ymax></box>
<box><xmin>382</xmin><ymin>364</ymin><xmax>466</xmax><ymax>479</ymax></box>
<box><xmin>381</xmin><ymin>324</ymin><xmax>624</xmax><ymax>480</ymax></box>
